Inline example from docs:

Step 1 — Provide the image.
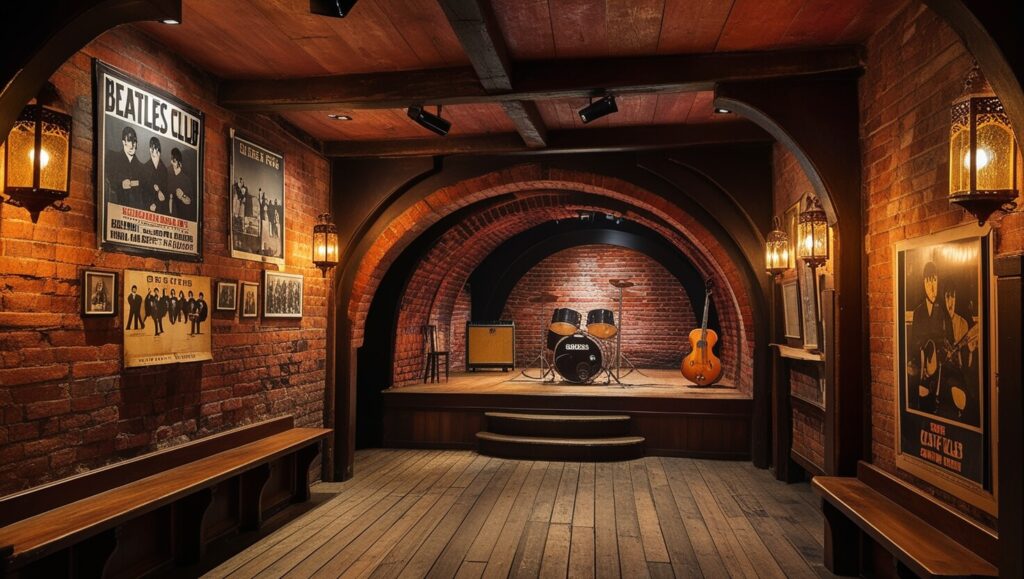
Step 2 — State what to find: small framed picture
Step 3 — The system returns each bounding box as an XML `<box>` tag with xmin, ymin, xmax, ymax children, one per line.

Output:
<box><xmin>782</xmin><ymin>278</ymin><xmax>801</xmax><ymax>340</ymax></box>
<box><xmin>241</xmin><ymin>282</ymin><xmax>259</xmax><ymax>318</ymax></box>
<box><xmin>215</xmin><ymin>280</ymin><xmax>238</xmax><ymax>311</ymax></box>
<box><xmin>263</xmin><ymin>271</ymin><xmax>303</xmax><ymax>318</ymax></box>
<box><xmin>83</xmin><ymin>270</ymin><xmax>118</xmax><ymax>316</ymax></box>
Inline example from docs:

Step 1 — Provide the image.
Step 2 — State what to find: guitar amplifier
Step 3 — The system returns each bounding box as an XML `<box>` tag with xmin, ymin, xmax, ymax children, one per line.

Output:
<box><xmin>466</xmin><ymin>321</ymin><xmax>515</xmax><ymax>371</ymax></box>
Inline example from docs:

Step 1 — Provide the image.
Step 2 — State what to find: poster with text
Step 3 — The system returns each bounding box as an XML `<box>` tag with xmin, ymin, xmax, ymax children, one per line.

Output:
<box><xmin>95</xmin><ymin>60</ymin><xmax>204</xmax><ymax>261</ymax></box>
<box><xmin>230</xmin><ymin>131</ymin><xmax>285</xmax><ymax>265</ymax></box>
<box><xmin>894</xmin><ymin>224</ymin><xmax>994</xmax><ymax>512</ymax></box>
<box><xmin>123</xmin><ymin>270</ymin><xmax>212</xmax><ymax>368</ymax></box>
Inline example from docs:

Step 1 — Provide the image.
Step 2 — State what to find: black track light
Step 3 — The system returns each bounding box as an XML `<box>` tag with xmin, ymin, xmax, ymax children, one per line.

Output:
<box><xmin>310</xmin><ymin>0</ymin><xmax>359</xmax><ymax>18</ymax></box>
<box><xmin>578</xmin><ymin>95</ymin><xmax>617</xmax><ymax>124</ymax></box>
<box><xmin>407</xmin><ymin>105</ymin><xmax>451</xmax><ymax>137</ymax></box>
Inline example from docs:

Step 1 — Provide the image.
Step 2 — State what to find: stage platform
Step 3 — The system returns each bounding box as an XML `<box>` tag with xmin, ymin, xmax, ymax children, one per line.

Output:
<box><xmin>382</xmin><ymin>369</ymin><xmax>752</xmax><ymax>459</ymax></box>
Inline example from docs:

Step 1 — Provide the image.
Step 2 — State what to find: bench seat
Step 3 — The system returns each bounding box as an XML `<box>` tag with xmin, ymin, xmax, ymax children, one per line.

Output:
<box><xmin>813</xmin><ymin>467</ymin><xmax>997</xmax><ymax>578</ymax></box>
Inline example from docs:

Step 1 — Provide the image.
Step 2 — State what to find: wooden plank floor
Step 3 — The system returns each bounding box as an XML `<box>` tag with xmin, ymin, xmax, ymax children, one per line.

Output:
<box><xmin>207</xmin><ymin>450</ymin><xmax>833</xmax><ymax>578</ymax></box>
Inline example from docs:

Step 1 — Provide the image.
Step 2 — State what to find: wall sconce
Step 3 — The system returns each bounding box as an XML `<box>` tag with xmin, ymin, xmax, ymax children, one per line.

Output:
<box><xmin>797</xmin><ymin>194</ymin><xmax>829</xmax><ymax>266</ymax></box>
<box><xmin>765</xmin><ymin>216</ymin><xmax>791</xmax><ymax>276</ymax></box>
<box><xmin>1</xmin><ymin>85</ymin><xmax>72</xmax><ymax>222</ymax></box>
<box><xmin>312</xmin><ymin>213</ymin><xmax>339</xmax><ymax>276</ymax></box>
<box><xmin>949</xmin><ymin>63</ymin><xmax>1018</xmax><ymax>225</ymax></box>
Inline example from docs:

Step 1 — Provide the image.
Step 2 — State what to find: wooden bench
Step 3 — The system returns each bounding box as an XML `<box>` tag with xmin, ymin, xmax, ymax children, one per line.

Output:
<box><xmin>813</xmin><ymin>461</ymin><xmax>998</xmax><ymax>578</ymax></box>
<box><xmin>0</xmin><ymin>416</ymin><xmax>330</xmax><ymax>578</ymax></box>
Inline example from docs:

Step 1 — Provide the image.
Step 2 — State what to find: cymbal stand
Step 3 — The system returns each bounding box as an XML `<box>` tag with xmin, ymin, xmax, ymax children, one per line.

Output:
<box><xmin>605</xmin><ymin>283</ymin><xmax>628</xmax><ymax>387</ymax></box>
<box><xmin>520</xmin><ymin>305</ymin><xmax>555</xmax><ymax>382</ymax></box>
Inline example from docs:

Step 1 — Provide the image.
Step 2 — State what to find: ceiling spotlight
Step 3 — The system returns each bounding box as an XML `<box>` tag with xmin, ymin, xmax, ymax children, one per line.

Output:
<box><xmin>161</xmin><ymin>18</ymin><xmax>181</xmax><ymax>25</ymax></box>
<box><xmin>578</xmin><ymin>95</ymin><xmax>617</xmax><ymax>124</ymax></box>
<box><xmin>407</xmin><ymin>105</ymin><xmax>451</xmax><ymax>137</ymax></box>
<box><xmin>714</xmin><ymin>107</ymin><xmax>732</xmax><ymax>114</ymax></box>
<box><xmin>327</xmin><ymin>113</ymin><xmax>352</xmax><ymax>121</ymax></box>
<box><xmin>578</xmin><ymin>211</ymin><xmax>594</xmax><ymax>222</ymax></box>
<box><xmin>310</xmin><ymin>0</ymin><xmax>359</xmax><ymax>18</ymax></box>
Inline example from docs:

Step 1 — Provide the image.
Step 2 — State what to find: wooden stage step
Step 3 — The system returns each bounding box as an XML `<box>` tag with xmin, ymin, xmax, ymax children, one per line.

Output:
<box><xmin>483</xmin><ymin>411</ymin><xmax>631</xmax><ymax>438</ymax></box>
<box><xmin>477</xmin><ymin>412</ymin><xmax>644</xmax><ymax>460</ymax></box>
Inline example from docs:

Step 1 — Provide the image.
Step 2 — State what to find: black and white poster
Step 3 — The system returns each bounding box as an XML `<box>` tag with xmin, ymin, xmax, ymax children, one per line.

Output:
<box><xmin>895</xmin><ymin>224</ymin><xmax>994</xmax><ymax>512</ymax></box>
<box><xmin>230</xmin><ymin>131</ymin><xmax>285</xmax><ymax>265</ymax></box>
<box><xmin>263</xmin><ymin>270</ymin><xmax>302</xmax><ymax>318</ymax></box>
<box><xmin>94</xmin><ymin>61</ymin><xmax>204</xmax><ymax>261</ymax></box>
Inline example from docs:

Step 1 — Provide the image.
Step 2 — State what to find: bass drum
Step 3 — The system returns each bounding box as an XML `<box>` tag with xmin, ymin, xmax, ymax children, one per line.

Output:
<box><xmin>553</xmin><ymin>334</ymin><xmax>604</xmax><ymax>384</ymax></box>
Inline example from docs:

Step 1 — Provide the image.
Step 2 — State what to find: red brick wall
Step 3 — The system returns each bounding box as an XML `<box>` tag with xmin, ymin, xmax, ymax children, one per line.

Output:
<box><xmin>0</xmin><ymin>27</ymin><xmax>329</xmax><ymax>496</ymax></box>
<box><xmin>501</xmin><ymin>245</ymin><xmax>696</xmax><ymax>370</ymax></box>
<box><xmin>861</xmin><ymin>1</ymin><xmax>1023</xmax><ymax>523</ymax></box>
<box><xmin>449</xmin><ymin>285</ymin><xmax>471</xmax><ymax>371</ymax></box>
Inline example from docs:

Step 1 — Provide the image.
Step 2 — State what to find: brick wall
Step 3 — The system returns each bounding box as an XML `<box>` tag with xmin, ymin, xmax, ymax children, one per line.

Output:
<box><xmin>501</xmin><ymin>245</ymin><xmax>696</xmax><ymax>370</ymax></box>
<box><xmin>449</xmin><ymin>285</ymin><xmax>471</xmax><ymax>371</ymax></box>
<box><xmin>861</xmin><ymin>1</ymin><xmax>1023</xmax><ymax>523</ymax></box>
<box><xmin>0</xmin><ymin>27</ymin><xmax>329</xmax><ymax>496</ymax></box>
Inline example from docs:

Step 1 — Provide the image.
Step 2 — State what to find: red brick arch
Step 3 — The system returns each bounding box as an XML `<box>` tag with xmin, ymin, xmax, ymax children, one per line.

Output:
<box><xmin>348</xmin><ymin>165</ymin><xmax>759</xmax><ymax>390</ymax></box>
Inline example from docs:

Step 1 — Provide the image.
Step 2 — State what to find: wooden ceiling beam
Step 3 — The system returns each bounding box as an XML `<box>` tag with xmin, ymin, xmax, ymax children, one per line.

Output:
<box><xmin>322</xmin><ymin>121</ymin><xmax>771</xmax><ymax>157</ymax></box>
<box><xmin>218</xmin><ymin>46</ymin><xmax>863</xmax><ymax>113</ymax></box>
<box><xmin>438</xmin><ymin>0</ymin><xmax>547</xmax><ymax>148</ymax></box>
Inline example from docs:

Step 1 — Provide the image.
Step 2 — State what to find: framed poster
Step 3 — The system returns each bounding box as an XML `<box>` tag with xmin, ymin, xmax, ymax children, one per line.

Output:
<box><xmin>894</xmin><ymin>223</ymin><xmax>995</xmax><ymax>514</ymax></box>
<box><xmin>229</xmin><ymin>130</ymin><xmax>285</xmax><ymax>265</ymax></box>
<box><xmin>798</xmin><ymin>261</ymin><xmax>819</xmax><ymax>351</ymax></box>
<box><xmin>216</xmin><ymin>281</ymin><xmax>237</xmax><ymax>311</ymax></box>
<box><xmin>94</xmin><ymin>60</ymin><xmax>204</xmax><ymax>261</ymax></box>
<box><xmin>83</xmin><ymin>270</ymin><xmax>117</xmax><ymax>316</ymax></box>
<box><xmin>123</xmin><ymin>270</ymin><xmax>212</xmax><ymax>368</ymax></box>
<box><xmin>263</xmin><ymin>271</ymin><xmax>302</xmax><ymax>318</ymax></box>
<box><xmin>241</xmin><ymin>282</ymin><xmax>259</xmax><ymax>318</ymax></box>
<box><xmin>782</xmin><ymin>278</ymin><xmax>801</xmax><ymax>340</ymax></box>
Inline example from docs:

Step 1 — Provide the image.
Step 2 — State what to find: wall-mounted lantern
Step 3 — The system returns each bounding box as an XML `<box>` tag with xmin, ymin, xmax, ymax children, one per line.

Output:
<box><xmin>765</xmin><ymin>216</ymin><xmax>790</xmax><ymax>276</ymax></box>
<box><xmin>1</xmin><ymin>85</ymin><xmax>72</xmax><ymax>222</ymax></box>
<box><xmin>797</xmin><ymin>194</ymin><xmax>829</xmax><ymax>267</ymax></box>
<box><xmin>949</xmin><ymin>63</ymin><xmax>1018</xmax><ymax>225</ymax></box>
<box><xmin>312</xmin><ymin>213</ymin><xmax>339</xmax><ymax>276</ymax></box>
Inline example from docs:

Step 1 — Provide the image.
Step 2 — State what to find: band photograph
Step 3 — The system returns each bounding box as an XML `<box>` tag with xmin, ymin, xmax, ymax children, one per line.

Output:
<box><xmin>123</xmin><ymin>270</ymin><xmax>212</xmax><ymax>368</ymax></box>
<box><xmin>82</xmin><ymin>270</ymin><xmax>117</xmax><ymax>316</ymax></box>
<box><xmin>894</xmin><ymin>224</ymin><xmax>994</xmax><ymax>512</ymax></box>
<box><xmin>94</xmin><ymin>61</ymin><xmax>204</xmax><ymax>261</ymax></box>
<box><xmin>216</xmin><ymin>280</ymin><xmax>237</xmax><ymax>311</ymax></box>
<box><xmin>241</xmin><ymin>282</ymin><xmax>259</xmax><ymax>318</ymax></box>
<box><xmin>230</xmin><ymin>131</ymin><xmax>285</xmax><ymax>265</ymax></box>
<box><xmin>263</xmin><ymin>271</ymin><xmax>302</xmax><ymax>318</ymax></box>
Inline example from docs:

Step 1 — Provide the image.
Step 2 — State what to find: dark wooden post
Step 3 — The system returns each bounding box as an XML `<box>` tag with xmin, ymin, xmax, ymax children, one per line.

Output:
<box><xmin>995</xmin><ymin>254</ymin><xmax>1022</xmax><ymax>578</ymax></box>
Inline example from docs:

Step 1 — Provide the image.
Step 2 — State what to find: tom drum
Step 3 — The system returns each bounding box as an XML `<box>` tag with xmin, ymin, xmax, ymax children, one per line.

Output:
<box><xmin>585</xmin><ymin>308</ymin><xmax>617</xmax><ymax>339</ymax></box>
<box><xmin>549</xmin><ymin>308</ymin><xmax>582</xmax><ymax>336</ymax></box>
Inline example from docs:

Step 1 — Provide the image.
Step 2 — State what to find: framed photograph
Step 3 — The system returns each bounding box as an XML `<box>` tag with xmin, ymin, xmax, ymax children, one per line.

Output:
<box><xmin>241</xmin><ymin>282</ymin><xmax>259</xmax><ymax>318</ymax></box>
<box><xmin>94</xmin><ymin>60</ymin><xmax>204</xmax><ymax>261</ymax></box>
<box><xmin>216</xmin><ymin>281</ymin><xmax>238</xmax><ymax>311</ymax></box>
<box><xmin>782</xmin><ymin>278</ymin><xmax>801</xmax><ymax>340</ymax></box>
<box><xmin>82</xmin><ymin>270</ymin><xmax>117</xmax><ymax>316</ymax></box>
<box><xmin>263</xmin><ymin>271</ymin><xmax>302</xmax><ymax>318</ymax></box>
<box><xmin>798</xmin><ymin>261</ymin><xmax>820</xmax><ymax>351</ymax></box>
<box><xmin>784</xmin><ymin>200</ymin><xmax>800</xmax><ymax>269</ymax></box>
<box><xmin>123</xmin><ymin>270</ymin><xmax>212</xmax><ymax>367</ymax></box>
<box><xmin>894</xmin><ymin>223</ymin><xmax>995</xmax><ymax>514</ymax></box>
<box><xmin>230</xmin><ymin>130</ymin><xmax>285</xmax><ymax>265</ymax></box>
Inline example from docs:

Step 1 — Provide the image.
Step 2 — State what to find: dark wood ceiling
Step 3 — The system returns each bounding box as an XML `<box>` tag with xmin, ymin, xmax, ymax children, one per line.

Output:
<box><xmin>136</xmin><ymin>0</ymin><xmax>902</xmax><ymax>156</ymax></box>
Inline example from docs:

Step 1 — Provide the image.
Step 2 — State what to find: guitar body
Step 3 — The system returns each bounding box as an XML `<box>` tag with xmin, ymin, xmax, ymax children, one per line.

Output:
<box><xmin>680</xmin><ymin>328</ymin><xmax>722</xmax><ymax>386</ymax></box>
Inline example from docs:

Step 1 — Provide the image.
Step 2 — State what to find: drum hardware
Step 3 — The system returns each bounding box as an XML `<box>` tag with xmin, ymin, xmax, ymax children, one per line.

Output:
<box><xmin>604</xmin><ymin>278</ymin><xmax>646</xmax><ymax>387</ymax></box>
<box><xmin>520</xmin><ymin>293</ymin><xmax>560</xmax><ymax>381</ymax></box>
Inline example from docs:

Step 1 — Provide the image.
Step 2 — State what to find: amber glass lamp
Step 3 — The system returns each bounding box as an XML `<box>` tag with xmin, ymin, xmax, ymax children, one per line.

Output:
<box><xmin>312</xmin><ymin>213</ymin><xmax>339</xmax><ymax>276</ymax></box>
<box><xmin>765</xmin><ymin>216</ymin><xmax>790</xmax><ymax>276</ymax></box>
<box><xmin>797</xmin><ymin>194</ymin><xmax>829</xmax><ymax>266</ymax></box>
<box><xmin>949</xmin><ymin>64</ymin><xmax>1018</xmax><ymax>225</ymax></box>
<box><xmin>1</xmin><ymin>93</ymin><xmax>73</xmax><ymax>222</ymax></box>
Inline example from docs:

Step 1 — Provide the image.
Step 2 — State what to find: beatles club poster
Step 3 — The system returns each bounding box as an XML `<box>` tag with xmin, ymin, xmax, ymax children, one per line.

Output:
<box><xmin>894</xmin><ymin>224</ymin><xmax>994</xmax><ymax>511</ymax></box>
<box><xmin>123</xmin><ymin>270</ymin><xmax>212</xmax><ymax>368</ymax></box>
<box><xmin>94</xmin><ymin>60</ymin><xmax>204</xmax><ymax>261</ymax></box>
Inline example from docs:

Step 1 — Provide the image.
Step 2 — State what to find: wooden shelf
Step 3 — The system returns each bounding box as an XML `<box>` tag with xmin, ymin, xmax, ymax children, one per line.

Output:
<box><xmin>771</xmin><ymin>343</ymin><xmax>824</xmax><ymax>362</ymax></box>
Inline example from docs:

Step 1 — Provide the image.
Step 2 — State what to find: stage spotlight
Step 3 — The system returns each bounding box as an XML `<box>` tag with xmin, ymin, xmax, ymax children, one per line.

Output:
<box><xmin>310</xmin><ymin>0</ymin><xmax>359</xmax><ymax>17</ymax></box>
<box><xmin>578</xmin><ymin>211</ymin><xmax>593</xmax><ymax>222</ymax></box>
<box><xmin>578</xmin><ymin>95</ymin><xmax>617</xmax><ymax>124</ymax></box>
<box><xmin>407</xmin><ymin>105</ymin><xmax>451</xmax><ymax>136</ymax></box>
<box><xmin>714</xmin><ymin>107</ymin><xmax>732</xmax><ymax>114</ymax></box>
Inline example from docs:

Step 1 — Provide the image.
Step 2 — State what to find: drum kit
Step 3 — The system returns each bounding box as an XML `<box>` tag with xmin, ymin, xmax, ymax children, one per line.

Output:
<box><xmin>520</xmin><ymin>278</ymin><xmax>642</xmax><ymax>386</ymax></box>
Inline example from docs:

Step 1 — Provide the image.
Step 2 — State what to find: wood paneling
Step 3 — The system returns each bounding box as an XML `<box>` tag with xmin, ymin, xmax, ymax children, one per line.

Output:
<box><xmin>280</xmin><ymin>103</ymin><xmax>516</xmax><ymax>141</ymax></box>
<box><xmin>537</xmin><ymin>91</ymin><xmax>731</xmax><ymax>130</ymax></box>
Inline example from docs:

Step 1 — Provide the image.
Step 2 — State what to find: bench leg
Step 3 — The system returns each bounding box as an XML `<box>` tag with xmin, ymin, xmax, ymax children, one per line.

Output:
<box><xmin>822</xmin><ymin>500</ymin><xmax>861</xmax><ymax>576</ymax></box>
<box><xmin>240</xmin><ymin>463</ymin><xmax>272</xmax><ymax>531</ymax></box>
<box><xmin>175</xmin><ymin>487</ymin><xmax>214</xmax><ymax>565</ymax></box>
<box><xmin>294</xmin><ymin>443</ymin><xmax>322</xmax><ymax>503</ymax></box>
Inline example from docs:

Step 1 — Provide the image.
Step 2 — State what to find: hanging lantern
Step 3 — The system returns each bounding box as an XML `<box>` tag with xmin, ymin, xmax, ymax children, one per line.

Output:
<box><xmin>312</xmin><ymin>212</ymin><xmax>339</xmax><ymax>276</ymax></box>
<box><xmin>765</xmin><ymin>215</ymin><xmax>790</xmax><ymax>276</ymax></box>
<box><xmin>1</xmin><ymin>92</ymin><xmax>73</xmax><ymax>221</ymax></box>
<box><xmin>797</xmin><ymin>194</ymin><xmax>829</xmax><ymax>267</ymax></box>
<box><xmin>949</xmin><ymin>63</ymin><xmax>1018</xmax><ymax>225</ymax></box>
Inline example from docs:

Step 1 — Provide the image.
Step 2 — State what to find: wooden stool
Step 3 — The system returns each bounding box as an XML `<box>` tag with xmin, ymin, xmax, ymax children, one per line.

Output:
<box><xmin>422</xmin><ymin>325</ymin><xmax>449</xmax><ymax>383</ymax></box>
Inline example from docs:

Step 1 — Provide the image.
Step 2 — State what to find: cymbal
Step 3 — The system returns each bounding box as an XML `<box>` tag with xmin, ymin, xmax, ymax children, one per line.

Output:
<box><xmin>609</xmin><ymin>279</ymin><xmax>636</xmax><ymax>288</ymax></box>
<box><xmin>528</xmin><ymin>292</ymin><xmax>560</xmax><ymax>303</ymax></box>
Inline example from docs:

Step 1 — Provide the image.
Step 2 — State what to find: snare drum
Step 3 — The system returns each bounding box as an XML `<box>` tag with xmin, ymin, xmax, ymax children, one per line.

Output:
<box><xmin>549</xmin><ymin>308</ymin><xmax>581</xmax><ymax>336</ymax></box>
<box><xmin>586</xmin><ymin>308</ymin><xmax>617</xmax><ymax>339</ymax></box>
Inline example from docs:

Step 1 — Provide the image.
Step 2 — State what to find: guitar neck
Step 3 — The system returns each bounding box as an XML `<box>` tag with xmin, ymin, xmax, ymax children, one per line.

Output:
<box><xmin>699</xmin><ymin>290</ymin><xmax>711</xmax><ymax>341</ymax></box>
